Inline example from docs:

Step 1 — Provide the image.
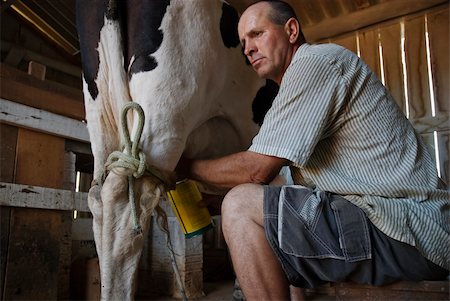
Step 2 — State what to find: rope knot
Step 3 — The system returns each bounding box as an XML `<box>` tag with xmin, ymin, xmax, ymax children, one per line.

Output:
<box><xmin>104</xmin><ymin>102</ymin><xmax>147</xmax><ymax>234</ymax></box>
<box><xmin>105</xmin><ymin>149</ymin><xmax>146</xmax><ymax>179</ymax></box>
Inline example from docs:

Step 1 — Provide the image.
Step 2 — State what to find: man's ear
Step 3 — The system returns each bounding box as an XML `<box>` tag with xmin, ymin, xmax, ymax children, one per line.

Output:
<box><xmin>284</xmin><ymin>17</ymin><xmax>300</xmax><ymax>44</ymax></box>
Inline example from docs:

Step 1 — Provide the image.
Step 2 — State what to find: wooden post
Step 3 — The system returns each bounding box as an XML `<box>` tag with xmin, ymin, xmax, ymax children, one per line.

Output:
<box><xmin>0</xmin><ymin>124</ymin><xmax>18</xmax><ymax>297</ymax></box>
<box><xmin>2</xmin><ymin>129</ymin><xmax>66</xmax><ymax>300</ymax></box>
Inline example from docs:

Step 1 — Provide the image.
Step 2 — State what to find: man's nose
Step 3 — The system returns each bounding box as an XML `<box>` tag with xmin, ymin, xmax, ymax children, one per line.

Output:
<box><xmin>243</xmin><ymin>42</ymin><xmax>254</xmax><ymax>56</ymax></box>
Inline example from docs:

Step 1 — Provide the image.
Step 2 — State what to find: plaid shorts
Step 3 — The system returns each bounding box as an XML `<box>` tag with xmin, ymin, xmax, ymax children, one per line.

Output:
<box><xmin>263</xmin><ymin>185</ymin><xmax>448</xmax><ymax>288</ymax></box>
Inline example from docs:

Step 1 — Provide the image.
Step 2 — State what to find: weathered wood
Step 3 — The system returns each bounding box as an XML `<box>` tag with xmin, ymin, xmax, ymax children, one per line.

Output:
<box><xmin>4</xmin><ymin>46</ymin><xmax>25</xmax><ymax>67</ymax></box>
<box><xmin>411</xmin><ymin>115</ymin><xmax>449</xmax><ymax>134</ymax></box>
<box><xmin>334</xmin><ymin>281</ymin><xmax>449</xmax><ymax>301</ymax></box>
<box><xmin>405</xmin><ymin>15</ymin><xmax>432</xmax><ymax>122</ymax></box>
<box><xmin>2</xmin><ymin>208</ymin><xmax>63</xmax><ymax>300</ymax></box>
<box><xmin>317</xmin><ymin>0</ymin><xmax>343</xmax><ymax>19</ymax></box>
<box><xmin>0</xmin><ymin>182</ymin><xmax>90</xmax><ymax>212</ymax></box>
<box><xmin>28</xmin><ymin>60</ymin><xmax>46</xmax><ymax>80</ymax></box>
<box><xmin>358</xmin><ymin>29</ymin><xmax>381</xmax><ymax>80</ymax></box>
<box><xmin>379</xmin><ymin>22</ymin><xmax>406</xmax><ymax>113</ymax></box>
<box><xmin>0</xmin><ymin>63</ymin><xmax>84</xmax><ymax>120</ymax></box>
<box><xmin>299</xmin><ymin>1</ymin><xmax>325</xmax><ymax>25</ymax></box>
<box><xmin>302</xmin><ymin>0</ymin><xmax>447</xmax><ymax>41</ymax></box>
<box><xmin>0</xmin><ymin>206</ymin><xmax>10</xmax><ymax>297</ymax></box>
<box><xmin>15</xmin><ymin>129</ymin><xmax>65</xmax><ymax>188</ymax></box>
<box><xmin>0</xmin><ymin>98</ymin><xmax>90</xmax><ymax>143</ymax></box>
<box><xmin>57</xmin><ymin>211</ymin><xmax>73</xmax><ymax>300</ymax></box>
<box><xmin>427</xmin><ymin>7</ymin><xmax>449</xmax><ymax>116</ymax></box>
<box><xmin>0</xmin><ymin>124</ymin><xmax>18</xmax><ymax>183</ymax></box>
<box><xmin>2</xmin><ymin>128</ymin><xmax>74</xmax><ymax>300</ymax></box>
<box><xmin>0</xmin><ymin>124</ymin><xmax>17</xmax><ymax>296</ymax></box>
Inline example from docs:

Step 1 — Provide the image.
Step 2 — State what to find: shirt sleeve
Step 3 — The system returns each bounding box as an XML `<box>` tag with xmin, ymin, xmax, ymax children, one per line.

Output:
<box><xmin>249</xmin><ymin>54</ymin><xmax>345</xmax><ymax>167</ymax></box>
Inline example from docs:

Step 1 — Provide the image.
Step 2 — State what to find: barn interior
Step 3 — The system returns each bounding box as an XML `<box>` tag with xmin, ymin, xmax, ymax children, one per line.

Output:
<box><xmin>0</xmin><ymin>0</ymin><xmax>448</xmax><ymax>300</ymax></box>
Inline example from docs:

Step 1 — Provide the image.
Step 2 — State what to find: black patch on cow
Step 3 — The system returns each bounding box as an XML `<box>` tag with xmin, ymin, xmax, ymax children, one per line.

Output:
<box><xmin>76</xmin><ymin>0</ymin><xmax>106</xmax><ymax>100</ymax></box>
<box><xmin>252</xmin><ymin>80</ymin><xmax>279</xmax><ymax>126</ymax></box>
<box><xmin>126</xmin><ymin>0</ymin><xmax>170</xmax><ymax>77</ymax></box>
<box><xmin>220</xmin><ymin>2</ymin><xmax>240</xmax><ymax>48</ymax></box>
<box><xmin>105</xmin><ymin>0</ymin><xmax>119</xmax><ymax>20</ymax></box>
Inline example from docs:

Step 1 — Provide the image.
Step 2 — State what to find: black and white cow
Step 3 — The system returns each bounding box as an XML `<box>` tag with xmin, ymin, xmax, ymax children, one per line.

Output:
<box><xmin>76</xmin><ymin>0</ymin><xmax>275</xmax><ymax>299</ymax></box>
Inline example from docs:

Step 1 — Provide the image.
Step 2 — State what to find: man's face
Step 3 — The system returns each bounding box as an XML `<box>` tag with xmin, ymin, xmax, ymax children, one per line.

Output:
<box><xmin>238</xmin><ymin>3</ymin><xmax>292</xmax><ymax>84</ymax></box>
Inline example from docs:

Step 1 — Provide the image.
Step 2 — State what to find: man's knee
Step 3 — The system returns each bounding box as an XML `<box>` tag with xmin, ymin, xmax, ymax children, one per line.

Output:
<box><xmin>222</xmin><ymin>183</ymin><xmax>263</xmax><ymax>218</ymax></box>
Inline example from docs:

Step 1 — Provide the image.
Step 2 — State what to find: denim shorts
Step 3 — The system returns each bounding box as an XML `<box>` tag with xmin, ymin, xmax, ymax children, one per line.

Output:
<box><xmin>263</xmin><ymin>186</ymin><xmax>449</xmax><ymax>288</ymax></box>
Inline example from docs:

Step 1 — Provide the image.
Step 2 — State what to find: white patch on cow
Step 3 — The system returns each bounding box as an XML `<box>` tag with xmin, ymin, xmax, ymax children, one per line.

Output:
<box><xmin>81</xmin><ymin>1</ymin><xmax>265</xmax><ymax>300</ymax></box>
<box><xmin>128</xmin><ymin>0</ymin><xmax>263</xmax><ymax>171</ymax></box>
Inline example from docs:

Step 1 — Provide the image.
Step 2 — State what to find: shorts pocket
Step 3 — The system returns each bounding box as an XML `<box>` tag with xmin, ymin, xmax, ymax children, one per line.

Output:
<box><xmin>330</xmin><ymin>197</ymin><xmax>372</xmax><ymax>262</ymax></box>
<box><xmin>278</xmin><ymin>187</ymin><xmax>343</xmax><ymax>259</ymax></box>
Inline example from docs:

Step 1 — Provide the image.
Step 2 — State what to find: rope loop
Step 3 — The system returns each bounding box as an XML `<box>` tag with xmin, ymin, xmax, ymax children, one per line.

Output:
<box><xmin>103</xmin><ymin>102</ymin><xmax>147</xmax><ymax>234</ymax></box>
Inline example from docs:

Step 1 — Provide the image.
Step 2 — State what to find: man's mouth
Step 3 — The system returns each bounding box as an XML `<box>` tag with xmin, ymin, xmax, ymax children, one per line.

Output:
<box><xmin>251</xmin><ymin>57</ymin><xmax>263</xmax><ymax>67</ymax></box>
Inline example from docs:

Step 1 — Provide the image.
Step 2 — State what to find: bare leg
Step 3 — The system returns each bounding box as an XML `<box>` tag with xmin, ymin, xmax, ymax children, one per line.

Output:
<box><xmin>222</xmin><ymin>183</ymin><xmax>301</xmax><ymax>300</ymax></box>
<box><xmin>290</xmin><ymin>286</ymin><xmax>305</xmax><ymax>301</ymax></box>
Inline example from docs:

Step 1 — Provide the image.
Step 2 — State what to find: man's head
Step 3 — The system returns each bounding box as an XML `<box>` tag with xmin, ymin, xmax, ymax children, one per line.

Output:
<box><xmin>238</xmin><ymin>0</ymin><xmax>305</xmax><ymax>85</ymax></box>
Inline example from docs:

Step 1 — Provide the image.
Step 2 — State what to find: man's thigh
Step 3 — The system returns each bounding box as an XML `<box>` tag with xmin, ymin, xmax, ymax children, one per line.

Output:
<box><xmin>263</xmin><ymin>186</ymin><xmax>448</xmax><ymax>288</ymax></box>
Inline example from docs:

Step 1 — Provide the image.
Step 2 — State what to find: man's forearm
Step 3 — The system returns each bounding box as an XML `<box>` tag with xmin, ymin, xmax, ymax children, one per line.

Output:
<box><xmin>188</xmin><ymin>151</ymin><xmax>287</xmax><ymax>188</ymax></box>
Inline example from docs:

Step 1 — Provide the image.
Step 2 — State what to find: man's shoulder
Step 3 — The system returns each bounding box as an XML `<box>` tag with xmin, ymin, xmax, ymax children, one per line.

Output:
<box><xmin>295</xmin><ymin>42</ymin><xmax>354</xmax><ymax>62</ymax></box>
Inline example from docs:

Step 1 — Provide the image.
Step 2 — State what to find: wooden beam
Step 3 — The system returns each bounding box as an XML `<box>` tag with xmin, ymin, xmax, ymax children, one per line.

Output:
<box><xmin>303</xmin><ymin>0</ymin><xmax>447</xmax><ymax>41</ymax></box>
<box><xmin>0</xmin><ymin>63</ymin><xmax>84</xmax><ymax>120</ymax></box>
<box><xmin>0</xmin><ymin>182</ymin><xmax>89</xmax><ymax>212</ymax></box>
<box><xmin>0</xmin><ymin>98</ymin><xmax>90</xmax><ymax>143</ymax></box>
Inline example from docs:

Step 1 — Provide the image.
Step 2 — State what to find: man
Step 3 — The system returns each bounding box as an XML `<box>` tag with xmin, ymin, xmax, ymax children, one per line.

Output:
<box><xmin>178</xmin><ymin>1</ymin><xmax>449</xmax><ymax>300</ymax></box>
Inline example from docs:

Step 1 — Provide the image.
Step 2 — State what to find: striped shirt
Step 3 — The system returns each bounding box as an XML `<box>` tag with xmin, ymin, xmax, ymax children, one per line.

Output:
<box><xmin>249</xmin><ymin>43</ymin><xmax>449</xmax><ymax>269</ymax></box>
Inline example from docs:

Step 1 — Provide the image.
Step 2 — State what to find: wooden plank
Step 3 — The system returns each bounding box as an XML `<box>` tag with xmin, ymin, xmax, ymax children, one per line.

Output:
<box><xmin>0</xmin><ymin>182</ymin><xmax>90</xmax><ymax>212</ymax></box>
<box><xmin>412</xmin><ymin>115</ymin><xmax>449</xmax><ymax>134</ymax></box>
<box><xmin>0</xmin><ymin>124</ymin><xmax>18</xmax><ymax>183</ymax></box>
<box><xmin>3</xmin><ymin>208</ymin><xmax>63</xmax><ymax>300</ymax></box>
<box><xmin>0</xmin><ymin>206</ymin><xmax>10</xmax><ymax>298</ymax></box>
<box><xmin>303</xmin><ymin>0</ymin><xmax>447</xmax><ymax>42</ymax></box>
<box><xmin>293</xmin><ymin>0</ymin><xmax>313</xmax><ymax>27</ymax></box>
<box><xmin>331</xmin><ymin>34</ymin><xmax>358</xmax><ymax>54</ymax></box>
<box><xmin>405</xmin><ymin>15</ymin><xmax>432</xmax><ymax>121</ymax></box>
<box><xmin>4</xmin><ymin>46</ymin><xmax>25</xmax><ymax>67</ymax></box>
<box><xmin>14</xmin><ymin>129</ymin><xmax>65</xmax><ymax>188</ymax></box>
<box><xmin>298</xmin><ymin>0</ymin><xmax>325</xmax><ymax>25</ymax></box>
<box><xmin>0</xmin><ymin>63</ymin><xmax>85</xmax><ymax>120</ymax></box>
<box><xmin>358</xmin><ymin>29</ymin><xmax>381</xmax><ymax>80</ymax></box>
<box><xmin>0</xmin><ymin>98</ymin><xmax>90</xmax><ymax>143</ymax></box>
<box><xmin>379</xmin><ymin>22</ymin><xmax>406</xmax><ymax>113</ymax></box>
<box><xmin>2</xmin><ymin>129</ymin><xmax>72</xmax><ymax>300</ymax></box>
<box><xmin>427</xmin><ymin>7</ymin><xmax>449</xmax><ymax>116</ymax></box>
<box><xmin>0</xmin><ymin>124</ymin><xmax>17</xmax><ymax>295</ymax></box>
<box><xmin>57</xmin><ymin>211</ymin><xmax>73</xmax><ymax>300</ymax></box>
<box><xmin>334</xmin><ymin>281</ymin><xmax>449</xmax><ymax>301</ymax></box>
<box><xmin>317</xmin><ymin>0</ymin><xmax>343</xmax><ymax>19</ymax></box>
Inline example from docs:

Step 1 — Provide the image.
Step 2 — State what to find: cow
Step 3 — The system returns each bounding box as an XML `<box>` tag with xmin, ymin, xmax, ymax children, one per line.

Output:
<box><xmin>76</xmin><ymin>0</ymin><xmax>275</xmax><ymax>299</ymax></box>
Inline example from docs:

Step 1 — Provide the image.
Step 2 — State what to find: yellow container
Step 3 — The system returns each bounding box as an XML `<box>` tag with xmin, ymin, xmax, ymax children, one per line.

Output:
<box><xmin>167</xmin><ymin>179</ymin><xmax>213</xmax><ymax>238</ymax></box>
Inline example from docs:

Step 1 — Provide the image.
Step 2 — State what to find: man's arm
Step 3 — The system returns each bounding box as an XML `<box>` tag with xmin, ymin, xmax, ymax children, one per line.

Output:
<box><xmin>180</xmin><ymin>151</ymin><xmax>288</xmax><ymax>188</ymax></box>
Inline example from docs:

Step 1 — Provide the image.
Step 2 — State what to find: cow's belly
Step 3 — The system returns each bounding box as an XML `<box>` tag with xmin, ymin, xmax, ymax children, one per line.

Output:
<box><xmin>184</xmin><ymin>115</ymin><xmax>259</xmax><ymax>159</ymax></box>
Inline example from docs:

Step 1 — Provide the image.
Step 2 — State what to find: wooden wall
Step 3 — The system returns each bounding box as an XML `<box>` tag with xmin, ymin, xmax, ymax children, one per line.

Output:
<box><xmin>329</xmin><ymin>5</ymin><xmax>449</xmax><ymax>183</ymax></box>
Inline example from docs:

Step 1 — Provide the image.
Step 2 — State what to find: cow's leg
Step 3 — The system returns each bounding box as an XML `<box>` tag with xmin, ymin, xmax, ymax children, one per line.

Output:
<box><xmin>88</xmin><ymin>171</ymin><xmax>162</xmax><ymax>301</ymax></box>
<box><xmin>81</xmin><ymin>13</ymin><xmax>143</xmax><ymax>300</ymax></box>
